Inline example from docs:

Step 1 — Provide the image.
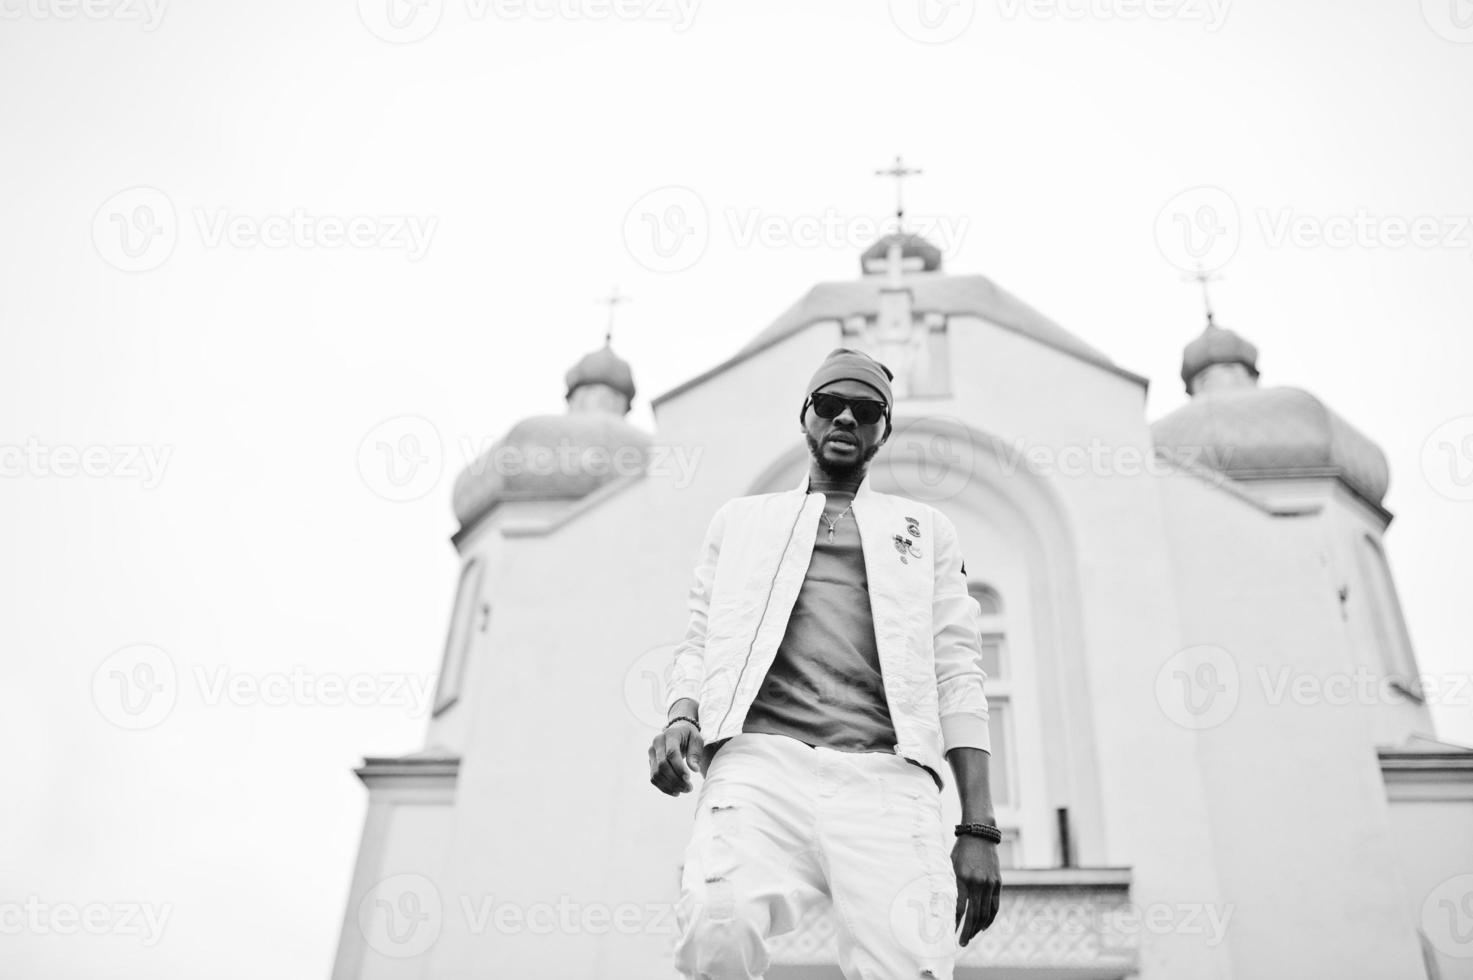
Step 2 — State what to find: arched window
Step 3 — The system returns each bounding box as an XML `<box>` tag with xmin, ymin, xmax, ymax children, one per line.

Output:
<box><xmin>1354</xmin><ymin>535</ymin><xmax>1422</xmax><ymax>700</ymax></box>
<box><xmin>970</xmin><ymin>583</ymin><xmax>1003</xmax><ymax>616</ymax></box>
<box><xmin>969</xmin><ymin>581</ymin><xmax>1019</xmax><ymax>867</ymax></box>
<box><xmin>434</xmin><ymin>559</ymin><xmax>486</xmax><ymax>716</ymax></box>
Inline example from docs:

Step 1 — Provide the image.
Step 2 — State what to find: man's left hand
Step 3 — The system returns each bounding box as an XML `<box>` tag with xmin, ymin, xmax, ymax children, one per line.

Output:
<box><xmin>951</xmin><ymin>836</ymin><xmax>1001</xmax><ymax>946</ymax></box>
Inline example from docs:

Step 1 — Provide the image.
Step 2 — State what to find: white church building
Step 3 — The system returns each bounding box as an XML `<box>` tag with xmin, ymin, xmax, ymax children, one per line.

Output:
<box><xmin>331</xmin><ymin>230</ymin><xmax>1473</xmax><ymax>979</ymax></box>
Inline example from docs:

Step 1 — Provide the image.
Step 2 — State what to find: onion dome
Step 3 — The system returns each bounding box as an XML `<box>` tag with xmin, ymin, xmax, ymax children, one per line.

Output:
<box><xmin>1152</xmin><ymin>386</ymin><xmax>1390</xmax><ymax>504</ymax></box>
<box><xmin>566</xmin><ymin>343</ymin><xmax>636</xmax><ymax>404</ymax></box>
<box><xmin>1181</xmin><ymin>320</ymin><xmax>1260</xmax><ymax>392</ymax></box>
<box><xmin>1152</xmin><ymin>318</ymin><xmax>1389</xmax><ymax>506</ymax></box>
<box><xmin>453</xmin><ymin>343</ymin><xmax>649</xmax><ymax>530</ymax></box>
<box><xmin>860</xmin><ymin>232</ymin><xmax>943</xmax><ymax>275</ymax></box>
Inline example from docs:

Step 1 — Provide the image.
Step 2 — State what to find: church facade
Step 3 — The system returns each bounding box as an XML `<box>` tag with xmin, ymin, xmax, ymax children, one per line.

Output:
<box><xmin>331</xmin><ymin>232</ymin><xmax>1473</xmax><ymax>979</ymax></box>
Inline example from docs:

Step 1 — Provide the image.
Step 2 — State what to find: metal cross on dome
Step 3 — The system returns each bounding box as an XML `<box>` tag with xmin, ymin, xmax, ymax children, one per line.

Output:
<box><xmin>1183</xmin><ymin>264</ymin><xmax>1222</xmax><ymax>327</ymax></box>
<box><xmin>596</xmin><ymin>284</ymin><xmax>631</xmax><ymax>345</ymax></box>
<box><xmin>875</xmin><ymin>154</ymin><xmax>923</xmax><ymax>233</ymax></box>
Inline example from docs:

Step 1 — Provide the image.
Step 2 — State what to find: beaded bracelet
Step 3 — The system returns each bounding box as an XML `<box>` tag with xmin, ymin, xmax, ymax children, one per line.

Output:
<box><xmin>954</xmin><ymin>822</ymin><xmax>1003</xmax><ymax>844</ymax></box>
<box><xmin>664</xmin><ymin>715</ymin><xmax>700</xmax><ymax>732</ymax></box>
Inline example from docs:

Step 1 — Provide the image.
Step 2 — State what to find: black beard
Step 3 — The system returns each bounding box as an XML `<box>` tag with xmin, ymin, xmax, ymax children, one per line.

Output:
<box><xmin>806</xmin><ymin>430</ymin><xmax>879</xmax><ymax>480</ymax></box>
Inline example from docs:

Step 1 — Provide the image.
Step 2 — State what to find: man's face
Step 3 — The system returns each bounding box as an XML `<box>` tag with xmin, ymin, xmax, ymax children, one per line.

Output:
<box><xmin>802</xmin><ymin>379</ymin><xmax>889</xmax><ymax>479</ymax></box>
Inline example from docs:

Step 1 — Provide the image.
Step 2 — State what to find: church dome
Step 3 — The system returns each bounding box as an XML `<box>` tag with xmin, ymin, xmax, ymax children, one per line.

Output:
<box><xmin>1154</xmin><ymin>313</ymin><xmax>1389</xmax><ymax>505</ymax></box>
<box><xmin>453</xmin><ymin>342</ymin><xmax>649</xmax><ymax>530</ymax></box>
<box><xmin>566</xmin><ymin>344</ymin><xmax>636</xmax><ymax>402</ymax></box>
<box><xmin>452</xmin><ymin>413</ymin><xmax>651</xmax><ymax>526</ymax></box>
<box><xmin>1181</xmin><ymin>320</ymin><xmax>1259</xmax><ymax>389</ymax></box>
<box><xmin>860</xmin><ymin>232</ymin><xmax>943</xmax><ymax>275</ymax></box>
<box><xmin>1152</xmin><ymin>385</ymin><xmax>1390</xmax><ymax>505</ymax></box>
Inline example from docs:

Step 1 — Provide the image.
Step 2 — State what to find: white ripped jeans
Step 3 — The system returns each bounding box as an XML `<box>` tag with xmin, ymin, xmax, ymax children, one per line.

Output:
<box><xmin>673</xmin><ymin>732</ymin><xmax>959</xmax><ymax>979</ymax></box>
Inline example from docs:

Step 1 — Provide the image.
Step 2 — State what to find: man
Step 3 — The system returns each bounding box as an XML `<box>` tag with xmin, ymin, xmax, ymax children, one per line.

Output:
<box><xmin>648</xmin><ymin>347</ymin><xmax>1002</xmax><ymax>979</ymax></box>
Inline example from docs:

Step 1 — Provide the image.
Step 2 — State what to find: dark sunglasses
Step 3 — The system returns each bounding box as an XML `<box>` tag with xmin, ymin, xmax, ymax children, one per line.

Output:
<box><xmin>808</xmin><ymin>391</ymin><xmax>889</xmax><ymax>426</ymax></box>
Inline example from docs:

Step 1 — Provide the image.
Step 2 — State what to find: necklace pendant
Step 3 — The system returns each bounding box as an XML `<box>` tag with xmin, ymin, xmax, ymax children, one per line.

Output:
<box><xmin>827</xmin><ymin>526</ymin><xmax>835</xmax><ymax>542</ymax></box>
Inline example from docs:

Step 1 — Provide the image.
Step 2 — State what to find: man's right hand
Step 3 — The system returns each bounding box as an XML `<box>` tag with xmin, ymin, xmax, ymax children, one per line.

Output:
<box><xmin>649</xmin><ymin>719</ymin><xmax>705</xmax><ymax>796</ymax></box>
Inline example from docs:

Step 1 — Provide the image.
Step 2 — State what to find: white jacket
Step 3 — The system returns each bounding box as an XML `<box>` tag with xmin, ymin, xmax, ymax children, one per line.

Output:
<box><xmin>663</xmin><ymin>467</ymin><xmax>991</xmax><ymax>788</ymax></box>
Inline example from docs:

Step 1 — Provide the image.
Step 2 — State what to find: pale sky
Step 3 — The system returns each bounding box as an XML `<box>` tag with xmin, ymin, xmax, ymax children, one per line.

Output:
<box><xmin>3</xmin><ymin>1</ymin><xmax>1472</xmax><ymax>976</ymax></box>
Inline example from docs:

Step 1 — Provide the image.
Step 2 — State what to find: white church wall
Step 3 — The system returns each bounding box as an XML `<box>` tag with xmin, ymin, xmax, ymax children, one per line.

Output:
<box><xmin>1383</xmin><ymin>767</ymin><xmax>1473</xmax><ymax>980</ymax></box>
<box><xmin>416</xmin><ymin>470</ymin><xmax>725</xmax><ymax>976</ymax></box>
<box><xmin>943</xmin><ymin>318</ymin><xmax>1240</xmax><ymax>978</ymax></box>
<box><xmin>420</xmin><ymin>532</ymin><xmax>498</xmax><ymax>758</ymax></box>
<box><xmin>1322</xmin><ymin>480</ymin><xmax>1437</xmax><ymax>750</ymax></box>
<box><xmin>331</xmin><ymin>773</ymin><xmax>458</xmax><ymax>980</ymax></box>
<box><xmin>428</xmin><ymin>495</ymin><xmax>629</xmax><ymax>758</ymax></box>
<box><xmin>1152</xmin><ymin>465</ymin><xmax>1430</xmax><ymax>978</ymax></box>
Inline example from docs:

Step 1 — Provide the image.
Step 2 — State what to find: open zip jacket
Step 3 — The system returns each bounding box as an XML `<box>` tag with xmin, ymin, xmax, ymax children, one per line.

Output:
<box><xmin>663</xmin><ymin>467</ymin><xmax>991</xmax><ymax>790</ymax></box>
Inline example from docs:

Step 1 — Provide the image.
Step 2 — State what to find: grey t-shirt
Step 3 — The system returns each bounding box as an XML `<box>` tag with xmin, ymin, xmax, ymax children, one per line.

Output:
<box><xmin>741</xmin><ymin>489</ymin><xmax>899</xmax><ymax>752</ymax></box>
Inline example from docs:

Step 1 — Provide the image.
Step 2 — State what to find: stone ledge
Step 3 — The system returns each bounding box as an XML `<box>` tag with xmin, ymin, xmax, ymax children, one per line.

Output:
<box><xmin>354</xmin><ymin>751</ymin><xmax>461</xmax><ymax>784</ymax></box>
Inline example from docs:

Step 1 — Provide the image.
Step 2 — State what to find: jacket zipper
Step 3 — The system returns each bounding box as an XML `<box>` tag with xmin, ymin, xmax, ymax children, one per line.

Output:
<box><xmin>714</xmin><ymin>493</ymin><xmax>812</xmax><ymax>734</ymax></box>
